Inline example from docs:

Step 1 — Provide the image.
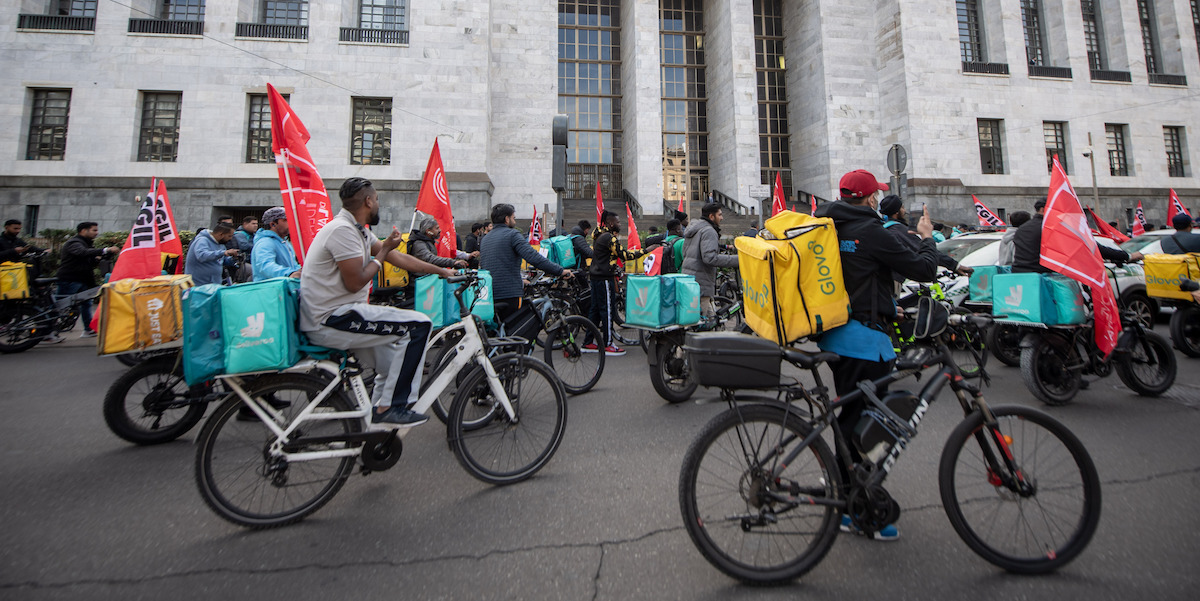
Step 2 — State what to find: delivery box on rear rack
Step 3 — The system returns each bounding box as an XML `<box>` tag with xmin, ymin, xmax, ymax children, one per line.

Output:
<box><xmin>96</xmin><ymin>274</ymin><xmax>193</xmax><ymax>356</ymax></box>
<box><xmin>0</xmin><ymin>261</ymin><xmax>31</xmax><ymax>300</ymax></box>
<box><xmin>181</xmin><ymin>277</ymin><xmax>302</xmax><ymax>386</ymax></box>
<box><xmin>414</xmin><ymin>271</ymin><xmax>494</xmax><ymax>329</ymax></box>
<box><xmin>684</xmin><ymin>332</ymin><xmax>783</xmax><ymax>389</ymax></box>
<box><xmin>991</xmin><ymin>272</ymin><xmax>1087</xmax><ymax>325</ymax></box>
<box><xmin>1143</xmin><ymin>253</ymin><xmax>1200</xmax><ymax>302</ymax></box>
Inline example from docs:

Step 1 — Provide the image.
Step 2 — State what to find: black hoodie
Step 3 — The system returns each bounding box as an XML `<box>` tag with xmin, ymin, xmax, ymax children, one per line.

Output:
<box><xmin>815</xmin><ymin>200</ymin><xmax>939</xmax><ymax>324</ymax></box>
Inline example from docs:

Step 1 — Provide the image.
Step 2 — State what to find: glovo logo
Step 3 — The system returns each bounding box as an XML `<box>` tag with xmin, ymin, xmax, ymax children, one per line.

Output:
<box><xmin>808</xmin><ymin>240</ymin><xmax>838</xmax><ymax>296</ymax></box>
<box><xmin>741</xmin><ymin>274</ymin><xmax>771</xmax><ymax>310</ymax></box>
<box><xmin>1146</xmin><ymin>273</ymin><xmax>1185</xmax><ymax>286</ymax></box>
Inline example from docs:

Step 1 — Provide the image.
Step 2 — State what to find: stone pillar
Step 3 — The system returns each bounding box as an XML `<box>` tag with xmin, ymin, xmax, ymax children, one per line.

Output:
<box><xmin>620</xmin><ymin>0</ymin><xmax>665</xmax><ymax>215</ymax></box>
<box><xmin>704</xmin><ymin>0</ymin><xmax>760</xmax><ymax>210</ymax></box>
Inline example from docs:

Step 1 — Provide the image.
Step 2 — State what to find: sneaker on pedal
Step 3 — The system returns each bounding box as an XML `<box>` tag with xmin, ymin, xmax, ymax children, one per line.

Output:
<box><xmin>371</xmin><ymin>405</ymin><xmax>429</xmax><ymax>427</ymax></box>
<box><xmin>840</xmin><ymin>515</ymin><xmax>900</xmax><ymax>541</ymax></box>
<box><xmin>603</xmin><ymin>345</ymin><xmax>626</xmax><ymax>356</ymax></box>
<box><xmin>581</xmin><ymin>343</ymin><xmax>600</xmax><ymax>353</ymax></box>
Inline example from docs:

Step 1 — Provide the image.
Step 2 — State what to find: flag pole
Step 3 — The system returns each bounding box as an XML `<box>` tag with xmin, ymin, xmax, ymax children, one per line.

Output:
<box><xmin>278</xmin><ymin>149</ymin><xmax>304</xmax><ymax>262</ymax></box>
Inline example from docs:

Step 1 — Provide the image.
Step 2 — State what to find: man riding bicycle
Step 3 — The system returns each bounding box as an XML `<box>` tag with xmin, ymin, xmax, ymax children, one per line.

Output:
<box><xmin>300</xmin><ymin>178</ymin><xmax>455</xmax><ymax>428</ymax></box>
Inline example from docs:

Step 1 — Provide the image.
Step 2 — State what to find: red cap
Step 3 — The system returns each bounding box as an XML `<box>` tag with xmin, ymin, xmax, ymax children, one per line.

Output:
<box><xmin>839</xmin><ymin>169</ymin><xmax>889</xmax><ymax>199</ymax></box>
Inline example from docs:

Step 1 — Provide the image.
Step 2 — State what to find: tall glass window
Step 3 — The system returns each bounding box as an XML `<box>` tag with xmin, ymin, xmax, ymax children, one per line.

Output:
<box><xmin>26</xmin><ymin>89</ymin><xmax>71</xmax><ymax>161</ymax></box>
<box><xmin>263</xmin><ymin>0</ymin><xmax>307</xmax><ymax>25</ymax></box>
<box><xmin>1192</xmin><ymin>1</ymin><xmax>1200</xmax><ymax>64</ymax></box>
<box><xmin>558</xmin><ymin>0</ymin><xmax>622</xmax><ymax>200</ymax></box>
<box><xmin>1165</xmin><ymin>126</ymin><xmax>1186</xmax><ymax>177</ymax></box>
<box><xmin>350</xmin><ymin>97</ymin><xmax>391</xmax><ymax>165</ymax></box>
<box><xmin>1021</xmin><ymin>0</ymin><xmax>1045</xmax><ymax>65</ymax></box>
<box><xmin>56</xmin><ymin>0</ymin><xmax>97</xmax><ymax>16</ymax></box>
<box><xmin>138</xmin><ymin>92</ymin><xmax>181</xmax><ymax>162</ymax></box>
<box><xmin>360</xmin><ymin>0</ymin><xmax>406</xmax><ymax>29</ymax></box>
<box><xmin>246</xmin><ymin>93</ymin><xmax>285</xmax><ymax>164</ymax></box>
<box><xmin>1043</xmin><ymin>121</ymin><xmax>1067</xmax><ymax>174</ymax></box>
<box><xmin>755</xmin><ymin>0</ymin><xmax>791</xmax><ymax>199</ymax></box>
<box><xmin>1081</xmin><ymin>1</ymin><xmax>1106</xmax><ymax>71</ymax></box>
<box><xmin>977</xmin><ymin>119</ymin><xmax>1004</xmax><ymax>174</ymax></box>
<box><xmin>162</xmin><ymin>0</ymin><xmax>205</xmax><ymax>20</ymax></box>
<box><xmin>957</xmin><ymin>0</ymin><xmax>984</xmax><ymax>62</ymax></box>
<box><xmin>660</xmin><ymin>0</ymin><xmax>708</xmax><ymax>209</ymax></box>
<box><xmin>1136</xmin><ymin>0</ymin><xmax>1161</xmax><ymax>74</ymax></box>
<box><xmin>1106</xmin><ymin>124</ymin><xmax>1130</xmax><ymax>176</ymax></box>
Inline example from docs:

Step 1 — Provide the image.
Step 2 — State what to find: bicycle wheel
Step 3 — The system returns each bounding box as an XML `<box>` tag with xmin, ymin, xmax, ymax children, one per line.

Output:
<box><xmin>195</xmin><ymin>374</ymin><xmax>361</xmax><ymax>528</ymax></box>
<box><xmin>1114</xmin><ymin>330</ymin><xmax>1176</xmax><ymax>396</ymax></box>
<box><xmin>679</xmin><ymin>404</ymin><xmax>842</xmax><ymax>584</ymax></box>
<box><xmin>426</xmin><ymin>331</ymin><xmax>468</xmax><ymax>425</ymax></box>
<box><xmin>649</xmin><ymin>338</ymin><xmax>697</xmax><ymax>403</ymax></box>
<box><xmin>945</xmin><ymin>312</ymin><xmax>987</xmax><ymax>379</ymax></box>
<box><xmin>987</xmin><ymin>323</ymin><xmax>1022</xmax><ymax>368</ymax></box>
<box><xmin>0</xmin><ymin>303</ymin><xmax>44</xmax><ymax>354</ymax></box>
<box><xmin>102</xmin><ymin>356</ymin><xmax>209</xmax><ymax>445</ymax></box>
<box><xmin>448</xmin><ymin>353</ymin><xmax>567</xmax><ymax>485</ymax></box>
<box><xmin>1170</xmin><ymin>305</ymin><xmax>1200</xmax><ymax>357</ymax></box>
<box><xmin>543</xmin><ymin>315</ymin><xmax>604</xmax><ymax>394</ymax></box>
<box><xmin>1019</xmin><ymin>336</ymin><xmax>1081</xmax><ymax>406</ymax></box>
<box><xmin>939</xmin><ymin>405</ymin><xmax>1101</xmax><ymax>574</ymax></box>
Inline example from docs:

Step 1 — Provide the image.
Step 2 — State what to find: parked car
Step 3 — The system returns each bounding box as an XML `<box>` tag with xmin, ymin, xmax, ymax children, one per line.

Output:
<box><xmin>1119</xmin><ymin>229</ymin><xmax>1175</xmax><ymax>255</ymax></box>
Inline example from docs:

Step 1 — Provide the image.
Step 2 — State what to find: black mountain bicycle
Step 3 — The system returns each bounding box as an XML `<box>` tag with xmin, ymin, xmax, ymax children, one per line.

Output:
<box><xmin>678</xmin><ymin>302</ymin><xmax>1100</xmax><ymax>584</ymax></box>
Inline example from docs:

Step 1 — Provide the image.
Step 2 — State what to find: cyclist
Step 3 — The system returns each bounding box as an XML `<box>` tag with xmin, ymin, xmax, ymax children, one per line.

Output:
<box><xmin>1160</xmin><ymin>213</ymin><xmax>1200</xmax><ymax>253</ymax></box>
<box><xmin>814</xmin><ymin>169</ymin><xmax>940</xmax><ymax>541</ymax></box>
<box><xmin>185</xmin><ymin>222</ymin><xmax>239</xmax><ymax>287</ymax></box>
<box><xmin>56</xmin><ymin>221</ymin><xmax>118</xmax><ymax>338</ymax></box>
<box><xmin>1012</xmin><ymin>199</ymin><xmax>1141</xmax><ymax>272</ymax></box>
<box><xmin>300</xmin><ymin>178</ymin><xmax>455</xmax><ymax>428</ymax></box>
<box><xmin>250</xmin><ymin>207</ymin><xmax>300</xmax><ymax>281</ymax></box>
<box><xmin>878</xmin><ymin>195</ymin><xmax>972</xmax><ymax>279</ymax></box>
<box><xmin>682</xmin><ymin>203</ymin><xmax>739</xmax><ymax>317</ymax></box>
<box><xmin>479</xmin><ymin>203</ymin><xmax>573</xmax><ymax>342</ymax></box>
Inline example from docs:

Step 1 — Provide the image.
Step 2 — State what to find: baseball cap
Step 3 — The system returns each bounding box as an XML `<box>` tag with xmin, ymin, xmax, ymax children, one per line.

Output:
<box><xmin>261</xmin><ymin>207</ymin><xmax>287</xmax><ymax>226</ymax></box>
<box><xmin>839</xmin><ymin>169</ymin><xmax>889</xmax><ymax>199</ymax></box>
<box><xmin>1172</xmin><ymin>213</ymin><xmax>1194</xmax><ymax>229</ymax></box>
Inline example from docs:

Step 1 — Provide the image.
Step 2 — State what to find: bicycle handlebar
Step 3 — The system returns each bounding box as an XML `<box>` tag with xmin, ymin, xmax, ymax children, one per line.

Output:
<box><xmin>949</xmin><ymin>313</ymin><xmax>993</xmax><ymax>329</ymax></box>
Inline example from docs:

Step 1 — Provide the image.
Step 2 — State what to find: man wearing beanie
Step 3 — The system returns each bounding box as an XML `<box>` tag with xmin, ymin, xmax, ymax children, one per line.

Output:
<box><xmin>878</xmin><ymin>195</ymin><xmax>971</xmax><ymax>277</ymax></box>
<box><xmin>1160</xmin><ymin>212</ymin><xmax>1200</xmax><ymax>253</ymax></box>
<box><xmin>251</xmin><ymin>207</ymin><xmax>301</xmax><ymax>281</ymax></box>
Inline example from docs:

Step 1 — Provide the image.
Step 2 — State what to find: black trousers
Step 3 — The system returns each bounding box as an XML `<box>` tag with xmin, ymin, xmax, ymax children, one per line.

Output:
<box><xmin>828</xmin><ymin>355</ymin><xmax>895</xmax><ymax>484</ymax></box>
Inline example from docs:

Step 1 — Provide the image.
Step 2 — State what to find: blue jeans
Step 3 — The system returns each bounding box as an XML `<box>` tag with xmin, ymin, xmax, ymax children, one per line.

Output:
<box><xmin>56</xmin><ymin>280</ymin><xmax>94</xmax><ymax>332</ymax></box>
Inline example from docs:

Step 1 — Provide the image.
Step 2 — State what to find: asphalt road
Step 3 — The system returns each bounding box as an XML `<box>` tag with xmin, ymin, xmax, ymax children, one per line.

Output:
<box><xmin>1</xmin><ymin>327</ymin><xmax>1199</xmax><ymax>601</ymax></box>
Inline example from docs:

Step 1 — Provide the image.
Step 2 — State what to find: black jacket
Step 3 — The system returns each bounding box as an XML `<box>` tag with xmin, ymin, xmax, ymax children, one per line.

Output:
<box><xmin>407</xmin><ymin>230</ymin><xmax>458</xmax><ymax>271</ymax></box>
<box><xmin>0</xmin><ymin>232</ymin><xmax>36</xmax><ymax>262</ymax></box>
<box><xmin>1160</xmin><ymin>231</ymin><xmax>1200</xmax><ymax>253</ymax></box>
<box><xmin>1012</xmin><ymin>214</ymin><xmax>1131</xmax><ymax>273</ymax></box>
<box><xmin>815</xmin><ymin>201</ymin><xmax>939</xmax><ymax>324</ymax></box>
<box><xmin>56</xmin><ymin>235</ymin><xmax>106</xmax><ymax>286</ymax></box>
<box><xmin>589</xmin><ymin>228</ymin><xmax>644</xmax><ymax>280</ymax></box>
<box><xmin>883</xmin><ymin>217</ymin><xmax>960</xmax><ymax>275</ymax></box>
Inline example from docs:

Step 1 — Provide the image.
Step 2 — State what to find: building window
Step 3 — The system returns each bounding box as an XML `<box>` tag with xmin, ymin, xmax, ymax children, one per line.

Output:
<box><xmin>661</xmin><ymin>0</ymin><xmax>709</xmax><ymax>208</ymax></box>
<box><xmin>755</xmin><ymin>0</ymin><xmax>791</xmax><ymax>199</ymax></box>
<box><xmin>1165</xmin><ymin>126</ymin><xmax>1186</xmax><ymax>177</ymax></box>
<box><xmin>163</xmin><ymin>0</ymin><xmax>205</xmax><ymax>20</ymax></box>
<box><xmin>25</xmin><ymin>89</ymin><xmax>71</xmax><ymax>161</ymax></box>
<box><xmin>23</xmin><ymin>206</ymin><xmax>40</xmax><ymax>236</ymax></box>
<box><xmin>263</xmin><ymin>0</ymin><xmax>307</xmax><ymax>25</ymax></box>
<box><xmin>1106</xmin><ymin>124</ymin><xmax>1129</xmax><ymax>176</ymax></box>
<box><xmin>360</xmin><ymin>0</ymin><xmax>406</xmax><ymax>29</ymax></box>
<box><xmin>977</xmin><ymin>119</ymin><xmax>1004</xmax><ymax>174</ymax></box>
<box><xmin>558</xmin><ymin>0</ymin><xmax>622</xmax><ymax>199</ymax></box>
<box><xmin>56</xmin><ymin>0</ymin><xmax>97</xmax><ymax>16</ymax></box>
<box><xmin>138</xmin><ymin>92</ymin><xmax>181</xmax><ymax>163</ymax></box>
<box><xmin>1043</xmin><ymin>121</ymin><xmax>1067</xmax><ymax>174</ymax></box>
<box><xmin>1081</xmin><ymin>1</ymin><xmax>1106</xmax><ymax>71</ymax></box>
<box><xmin>1192</xmin><ymin>1</ymin><xmax>1200</xmax><ymax>65</ymax></box>
<box><xmin>957</xmin><ymin>0</ymin><xmax>985</xmax><ymax>63</ymax></box>
<box><xmin>350</xmin><ymin>97</ymin><xmax>391</xmax><ymax>165</ymax></box>
<box><xmin>246</xmin><ymin>93</ymin><xmax>284</xmax><ymax>164</ymax></box>
<box><xmin>1137</xmin><ymin>0</ymin><xmax>1161</xmax><ymax>74</ymax></box>
<box><xmin>1020</xmin><ymin>0</ymin><xmax>1045</xmax><ymax>66</ymax></box>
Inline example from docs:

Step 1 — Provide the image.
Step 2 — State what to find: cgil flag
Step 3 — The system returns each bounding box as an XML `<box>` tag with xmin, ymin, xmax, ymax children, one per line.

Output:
<box><xmin>528</xmin><ymin>205</ymin><xmax>542</xmax><ymax>245</ymax></box>
<box><xmin>107</xmin><ymin>194</ymin><xmax>164</xmax><ymax>284</ymax></box>
<box><xmin>1087</xmin><ymin>206</ymin><xmax>1129</xmax><ymax>243</ymax></box>
<box><xmin>1132</xmin><ymin>200</ymin><xmax>1147</xmax><ymax>236</ymax></box>
<box><xmin>972</xmin><ymin>195</ymin><xmax>1006</xmax><ymax>227</ymax></box>
<box><xmin>596</xmin><ymin>182</ymin><xmax>605</xmax><ymax>226</ymax></box>
<box><xmin>415</xmin><ymin>139</ymin><xmax>457</xmax><ymax>258</ymax></box>
<box><xmin>626</xmin><ymin>203</ymin><xmax>641</xmax><ymax>250</ymax></box>
<box><xmin>1168</xmin><ymin>189</ymin><xmax>1192</xmax><ymax>224</ymax></box>
<box><xmin>1039</xmin><ymin>156</ymin><xmax>1120</xmax><ymax>355</ymax></box>
<box><xmin>150</xmin><ymin>179</ymin><xmax>183</xmax><ymax>273</ymax></box>
<box><xmin>771</xmin><ymin>172</ymin><xmax>786</xmax><ymax>217</ymax></box>
<box><xmin>268</xmin><ymin>84</ymin><xmax>333</xmax><ymax>265</ymax></box>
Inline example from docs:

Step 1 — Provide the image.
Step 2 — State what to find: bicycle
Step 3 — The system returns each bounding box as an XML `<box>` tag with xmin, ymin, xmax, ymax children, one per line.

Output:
<box><xmin>0</xmin><ymin>251</ymin><xmax>98</xmax><ymax>353</ymax></box>
<box><xmin>678</xmin><ymin>301</ymin><xmax>1101</xmax><ymax>584</ymax></box>
<box><xmin>194</xmin><ymin>271</ymin><xmax>568</xmax><ymax>528</ymax></box>
<box><xmin>102</xmin><ymin>349</ymin><xmax>225</xmax><ymax>445</ymax></box>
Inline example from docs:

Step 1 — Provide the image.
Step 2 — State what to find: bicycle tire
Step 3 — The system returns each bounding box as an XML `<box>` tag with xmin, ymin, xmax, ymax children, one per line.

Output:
<box><xmin>1019</xmin><ymin>336</ymin><xmax>1080</xmax><ymax>406</ymax></box>
<box><xmin>649</xmin><ymin>338</ymin><xmax>697</xmax><ymax>403</ymax></box>
<box><xmin>1169</xmin><ymin>305</ymin><xmax>1200</xmax><ymax>358</ymax></box>
<box><xmin>987</xmin><ymin>323</ymin><xmax>1022</xmax><ymax>368</ymax></box>
<box><xmin>448</xmin><ymin>353</ymin><xmax>567</xmax><ymax>485</ymax></box>
<box><xmin>543</xmin><ymin>315</ymin><xmax>605</xmax><ymax>394</ymax></box>
<box><xmin>1114</xmin><ymin>330</ymin><xmax>1176</xmax><ymax>396</ymax></box>
<box><xmin>939</xmin><ymin>404</ymin><xmax>1101</xmax><ymax>574</ymax></box>
<box><xmin>0</xmin><ymin>303</ymin><xmax>44</xmax><ymax>354</ymax></box>
<box><xmin>195</xmin><ymin>374</ymin><xmax>361</xmax><ymax>529</ymax></box>
<box><xmin>679</xmin><ymin>404</ymin><xmax>842</xmax><ymax>584</ymax></box>
<box><xmin>102</xmin><ymin>357</ymin><xmax>209</xmax><ymax>445</ymax></box>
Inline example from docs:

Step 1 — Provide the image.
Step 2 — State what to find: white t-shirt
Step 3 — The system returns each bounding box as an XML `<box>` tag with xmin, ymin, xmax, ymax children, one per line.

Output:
<box><xmin>299</xmin><ymin>209</ymin><xmax>372</xmax><ymax>331</ymax></box>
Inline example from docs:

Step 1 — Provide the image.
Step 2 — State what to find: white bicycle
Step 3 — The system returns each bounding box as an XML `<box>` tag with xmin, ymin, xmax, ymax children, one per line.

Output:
<box><xmin>194</xmin><ymin>272</ymin><xmax>568</xmax><ymax>529</ymax></box>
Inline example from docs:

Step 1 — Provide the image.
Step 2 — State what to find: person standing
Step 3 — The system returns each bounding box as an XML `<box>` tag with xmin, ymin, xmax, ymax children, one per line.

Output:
<box><xmin>1160</xmin><ymin>213</ymin><xmax>1200</xmax><ymax>253</ymax></box>
<box><xmin>56</xmin><ymin>221</ymin><xmax>118</xmax><ymax>338</ymax></box>
<box><xmin>584</xmin><ymin>210</ymin><xmax>652</xmax><ymax>355</ymax></box>
<box><xmin>569</xmin><ymin>219</ymin><xmax>595</xmax><ymax>270</ymax></box>
<box><xmin>251</xmin><ymin>207</ymin><xmax>301</xmax><ymax>281</ymax></box>
<box><xmin>996</xmin><ymin>211</ymin><xmax>1031</xmax><ymax>266</ymax></box>
<box><xmin>479</xmin><ymin>203</ymin><xmax>572</xmax><ymax>342</ymax></box>
<box><xmin>681</xmin><ymin>203</ymin><xmax>739</xmax><ymax>317</ymax></box>
<box><xmin>1</xmin><ymin>219</ymin><xmax>41</xmax><ymax>263</ymax></box>
<box><xmin>185</xmin><ymin>222</ymin><xmax>239</xmax><ymax>286</ymax></box>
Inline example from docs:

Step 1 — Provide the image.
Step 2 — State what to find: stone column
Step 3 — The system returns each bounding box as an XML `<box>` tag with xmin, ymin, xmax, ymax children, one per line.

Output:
<box><xmin>621</xmin><ymin>0</ymin><xmax>665</xmax><ymax>215</ymax></box>
<box><xmin>704</xmin><ymin>0</ymin><xmax>761</xmax><ymax>211</ymax></box>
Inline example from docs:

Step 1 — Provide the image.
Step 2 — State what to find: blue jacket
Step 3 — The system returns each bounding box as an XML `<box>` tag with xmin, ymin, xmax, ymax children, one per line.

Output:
<box><xmin>251</xmin><ymin>229</ymin><xmax>300</xmax><ymax>281</ymax></box>
<box><xmin>184</xmin><ymin>231</ymin><xmax>227</xmax><ymax>286</ymax></box>
<box><xmin>479</xmin><ymin>224</ymin><xmax>564</xmax><ymax>300</ymax></box>
<box><xmin>232</xmin><ymin>227</ymin><xmax>255</xmax><ymax>254</ymax></box>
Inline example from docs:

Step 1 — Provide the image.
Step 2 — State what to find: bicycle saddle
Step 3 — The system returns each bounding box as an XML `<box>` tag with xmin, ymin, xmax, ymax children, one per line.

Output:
<box><xmin>782</xmin><ymin>348</ymin><xmax>839</xmax><ymax>370</ymax></box>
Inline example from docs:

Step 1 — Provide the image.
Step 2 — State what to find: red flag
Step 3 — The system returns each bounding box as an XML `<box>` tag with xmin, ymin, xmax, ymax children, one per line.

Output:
<box><xmin>1132</xmin><ymin>201</ymin><xmax>1147</xmax><ymax>236</ymax></box>
<box><xmin>677</xmin><ymin>196</ymin><xmax>684</xmax><ymax>213</ymax></box>
<box><xmin>1087</xmin><ymin>206</ymin><xmax>1129</xmax><ymax>243</ymax></box>
<box><xmin>625</xmin><ymin>203</ymin><xmax>641</xmax><ymax>250</ymax></box>
<box><xmin>596</xmin><ymin>182</ymin><xmax>605</xmax><ymax>225</ymax></box>
<box><xmin>642</xmin><ymin>247</ymin><xmax>664</xmax><ymax>276</ymax></box>
<box><xmin>149</xmin><ymin>179</ymin><xmax>183</xmax><ymax>273</ymax></box>
<box><xmin>528</xmin><ymin>205</ymin><xmax>542</xmax><ymax>245</ymax></box>
<box><xmin>269</xmin><ymin>84</ymin><xmax>332</xmax><ymax>265</ymax></box>
<box><xmin>810</xmin><ymin>194</ymin><xmax>817</xmax><ymax>214</ymax></box>
<box><xmin>771</xmin><ymin>172</ymin><xmax>786</xmax><ymax>216</ymax></box>
<box><xmin>416</xmin><ymin>139</ymin><xmax>457</xmax><ymax>258</ymax></box>
<box><xmin>108</xmin><ymin>194</ymin><xmax>163</xmax><ymax>283</ymax></box>
<box><xmin>972</xmin><ymin>195</ymin><xmax>1007</xmax><ymax>227</ymax></box>
<box><xmin>1168</xmin><ymin>189</ymin><xmax>1192</xmax><ymax>224</ymax></box>
<box><xmin>1039</xmin><ymin>157</ymin><xmax>1120</xmax><ymax>355</ymax></box>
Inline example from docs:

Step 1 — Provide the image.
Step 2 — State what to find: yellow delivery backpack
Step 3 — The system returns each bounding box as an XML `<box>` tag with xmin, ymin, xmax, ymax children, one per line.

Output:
<box><xmin>1143</xmin><ymin>253</ymin><xmax>1200</xmax><ymax>301</ymax></box>
<box><xmin>734</xmin><ymin>210</ymin><xmax>850</xmax><ymax>345</ymax></box>
<box><xmin>0</xmin><ymin>261</ymin><xmax>31</xmax><ymax>300</ymax></box>
<box><xmin>97</xmin><ymin>274</ymin><xmax>193</xmax><ymax>355</ymax></box>
<box><xmin>374</xmin><ymin>233</ymin><xmax>411</xmax><ymax>288</ymax></box>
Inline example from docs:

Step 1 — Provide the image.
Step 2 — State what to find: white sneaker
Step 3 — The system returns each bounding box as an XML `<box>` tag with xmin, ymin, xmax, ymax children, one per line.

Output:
<box><xmin>43</xmin><ymin>334</ymin><xmax>66</xmax><ymax>344</ymax></box>
<box><xmin>80</xmin><ymin>330</ymin><xmax>97</xmax><ymax>339</ymax></box>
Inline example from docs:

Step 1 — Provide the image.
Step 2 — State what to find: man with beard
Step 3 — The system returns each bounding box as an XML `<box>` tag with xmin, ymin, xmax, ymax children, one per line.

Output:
<box><xmin>583</xmin><ymin>210</ymin><xmax>656</xmax><ymax>355</ymax></box>
<box><xmin>682</xmin><ymin>203</ymin><xmax>739</xmax><ymax>316</ymax></box>
<box><xmin>878</xmin><ymin>195</ymin><xmax>972</xmax><ymax>279</ymax></box>
<box><xmin>300</xmin><ymin>178</ymin><xmax>455</xmax><ymax>427</ymax></box>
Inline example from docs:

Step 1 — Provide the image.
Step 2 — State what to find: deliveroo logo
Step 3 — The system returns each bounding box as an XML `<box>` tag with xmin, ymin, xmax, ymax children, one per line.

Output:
<box><xmin>241</xmin><ymin>312</ymin><xmax>265</xmax><ymax>338</ymax></box>
<box><xmin>423</xmin><ymin>286</ymin><xmax>437</xmax><ymax>311</ymax></box>
<box><xmin>1003</xmin><ymin>285</ymin><xmax>1029</xmax><ymax>315</ymax></box>
<box><xmin>637</xmin><ymin>286</ymin><xmax>649</xmax><ymax>309</ymax></box>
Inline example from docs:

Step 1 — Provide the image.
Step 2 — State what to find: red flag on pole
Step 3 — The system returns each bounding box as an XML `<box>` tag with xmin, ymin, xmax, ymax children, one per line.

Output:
<box><xmin>677</xmin><ymin>196</ymin><xmax>684</xmax><ymax>213</ymax></box>
<box><xmin>149</xmin><ymin>179</ymin><xmax>183</xmax><ymax>274</ymax></box>
<box><xmin>269</xmin><ymin>84</ymin><xmax>332</xmax><ymax>266</ymax></box>
<box><xmin>1087</xmin><ymin>206</ymin><xmax>1130</xmax><ymax>243</ymax></box>
<box><xmin>1168</xmin><ymin>189</ymin><xmax>1192</xmax><ymax>224</ymax></box>
<box><xmin>1039</xmin><ymin>156</ymin><xmax>1120</xmax><ymax>355</ymax></box>
<box><xmin>810</xmin><ymin>194</ymin><xmax>817</xmax><ymax>214</ymax></box>
<box><xmin>972</xmin><ymin>195</ymin><xmax>1007</xmax><ymax>227</ymax></box>
<box><xmin>1132</xmin><ymin>201</ymin><xmax>1147</xmax><ymax>236</ymax></box>
<box><xmin>416</xmin><ymin>139</ymin><xmax>457</xmax><ymax>258</ymax></box>
<box><xmin>625</xmin><ymin>203</ymin><xmax>641</xmax><ymax>250</ymax></box>
<box><xmin>108</xmin><ymin>194</ymin><xmax>163</xmax><ymax>283</ymax></box>
<box><xmin>771</xmin><ymin>172</ymin><xmax>786</xmax><ymax>216</ymax></box>
<box><xmin>596</xmin><ymin>182</ymin><xmax>605</xmax><ymax>225</ymax></box>
<box><xmin>528</xmin><ymin>205</ymin><xmax>542</xmax><ymax>246</ymax></box>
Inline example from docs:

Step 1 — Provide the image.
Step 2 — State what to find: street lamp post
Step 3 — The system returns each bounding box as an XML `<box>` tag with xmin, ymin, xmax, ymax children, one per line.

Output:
<box><xmin>1084</xmin><ymin>133</ymin><xmax>1100</xmax><ymax>211</ymax></box>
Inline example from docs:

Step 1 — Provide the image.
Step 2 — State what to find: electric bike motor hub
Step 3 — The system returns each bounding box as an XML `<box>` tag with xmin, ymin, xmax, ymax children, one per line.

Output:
<box><xmin>846</xmin><ymin>484</ymin><xmax>900</xmax><ymax>534</ymax></box>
